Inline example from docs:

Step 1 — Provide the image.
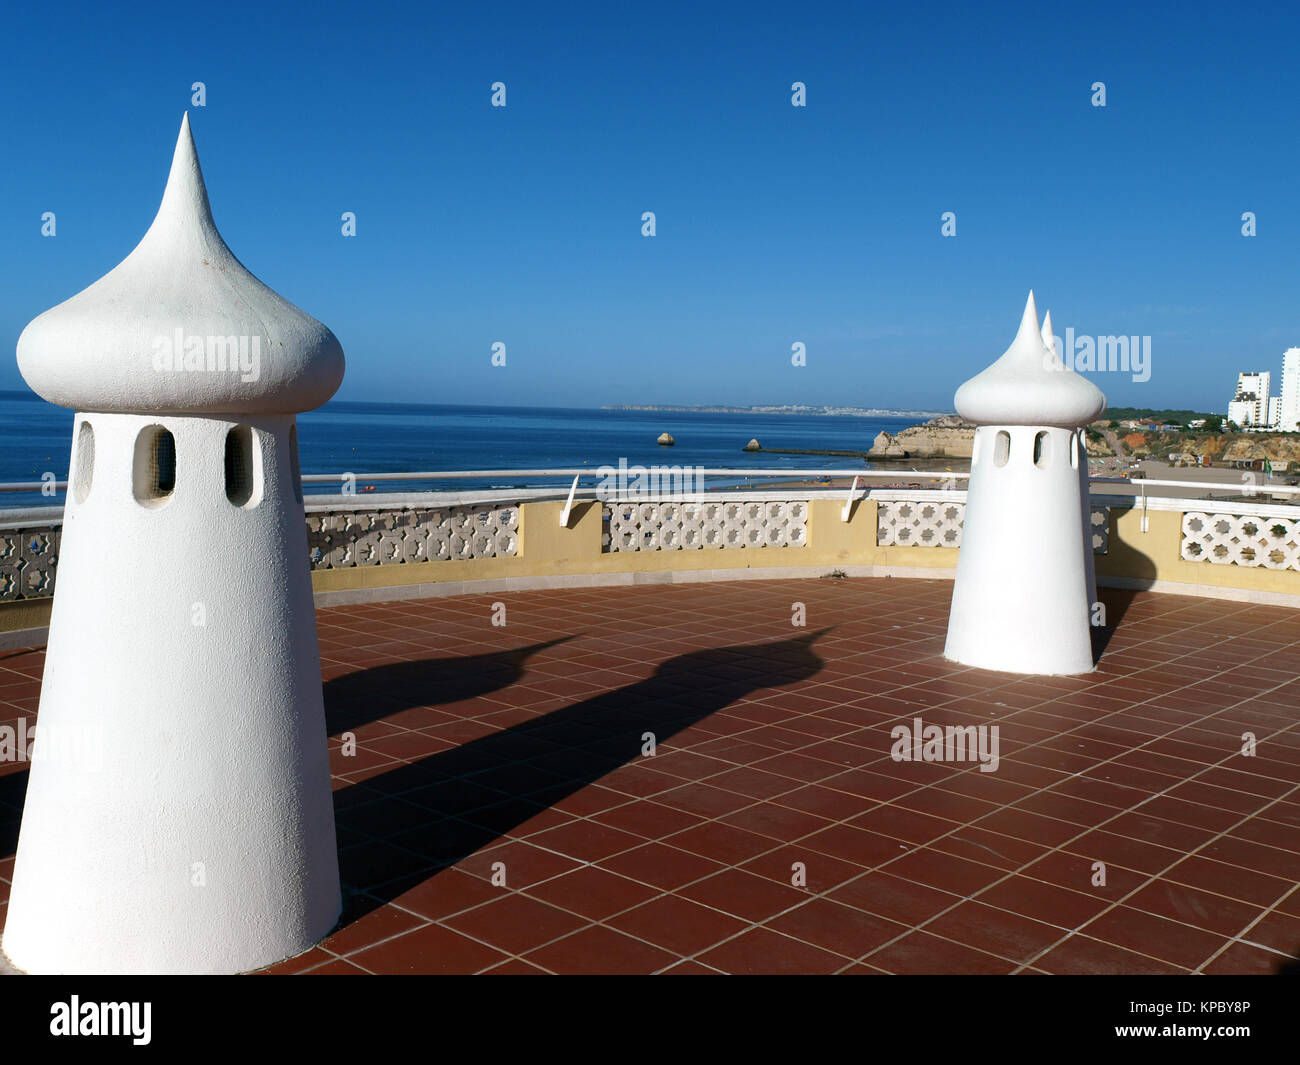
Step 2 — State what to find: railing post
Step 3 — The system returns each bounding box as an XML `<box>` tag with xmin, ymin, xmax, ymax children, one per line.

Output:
<box><xmin>559</xmin><ymin>474</ymin><xmax>581</xmax><ymax>527</ymax></box>
<box><xmin>841</xmin><ymin>474</ymin><xmax>860</xmax><ymax>522</ymax></box>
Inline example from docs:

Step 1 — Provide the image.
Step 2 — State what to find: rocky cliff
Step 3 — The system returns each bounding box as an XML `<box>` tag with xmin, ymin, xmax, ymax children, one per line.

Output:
<box><xmin>868</xmin><ymin>414</ymin><xmax>1117</xmax><ymax>458</ymax></box>
<box><xmin>869</xmin><ymin>414</ymin><xmax>975</xmax><ymax>458</ymax></box>
<box><xmin>1220</xmin><ymin>435</ymin><xmax>1300</xmax><ymax>464</ymax></box>
<box><xmin>1115</xmin><ymin>431</ymin><xmax>1300</xmax><ymax>466</ymax></box>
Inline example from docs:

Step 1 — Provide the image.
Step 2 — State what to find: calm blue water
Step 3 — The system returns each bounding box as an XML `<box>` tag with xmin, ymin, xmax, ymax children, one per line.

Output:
<box><xmin>0</xmin><ymin>391</ymin><xmax>923</xmax><ymax>506</ymax></box>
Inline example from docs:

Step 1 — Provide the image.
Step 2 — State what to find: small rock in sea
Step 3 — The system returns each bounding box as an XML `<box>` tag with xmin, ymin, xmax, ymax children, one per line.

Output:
<box><xmin>657</xmin><ymin>432</ymin><xmax>675</xmax><ymax>446</ymax></box>
<box><xmin>743</xmin><ymin>438</ymin><xmax>761</xmax><ymax>452</ymax></box>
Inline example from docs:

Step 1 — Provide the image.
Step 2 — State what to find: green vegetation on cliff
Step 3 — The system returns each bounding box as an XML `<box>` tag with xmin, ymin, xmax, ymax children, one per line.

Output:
<box><xmin>1102</xmin><ymin>407</ymin><xmax>1219</xmax><ymax>425</ymax></box>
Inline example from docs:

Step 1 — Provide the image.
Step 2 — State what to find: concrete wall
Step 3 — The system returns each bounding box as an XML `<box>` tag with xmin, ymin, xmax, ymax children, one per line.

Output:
<box><xmin>4</xmin><ymin>494</ymin><xmax>1300</xmax><ymax>646</ymax></box>
<box><xmin>1097</xmin><ymin>505</ymin><xmax>1300</xmax><ymax>605</ymax></box>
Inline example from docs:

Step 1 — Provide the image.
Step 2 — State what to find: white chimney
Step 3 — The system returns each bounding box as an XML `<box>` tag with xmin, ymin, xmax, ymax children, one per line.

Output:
<box><xmin>944</xmin><ymin>292</ymin><xmax>1106</xmax><ymax>675</ymax></box>
<box><xmin>3</xmin><ymin>115</ymin><xmax>344</xmax><ymax>973</ymax></box>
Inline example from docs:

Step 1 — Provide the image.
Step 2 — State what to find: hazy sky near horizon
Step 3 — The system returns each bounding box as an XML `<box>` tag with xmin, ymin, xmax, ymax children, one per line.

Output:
<box><xmin>1</xmin><ymin>1</ymin><xmax>1296</xmax><ymax>413</ymax></box>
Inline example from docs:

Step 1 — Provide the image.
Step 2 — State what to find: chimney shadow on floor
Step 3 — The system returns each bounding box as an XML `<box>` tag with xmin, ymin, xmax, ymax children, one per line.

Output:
<box><xmin>0</xmin><ymin>638</ymin><xmax>580</xmax><ymax>861</ymax></box>
<box><xmin>1090</xmin><ymin>585</ymin><xmax>1141</xmax><ymax>662</ymax></box>
<box><xmin>0</xmin><ymin>769</ymin><xmax>25</xmax><ymax>858</ymax></box>
<box><xmin>327</xmin><ymin>628</ymin><xmax>832</xmax><ymax>925</ymax></box>
<box><xmin>323</xmin><ymin>636</ymin><xmax>575</xmax><ymax>737</ymax></box>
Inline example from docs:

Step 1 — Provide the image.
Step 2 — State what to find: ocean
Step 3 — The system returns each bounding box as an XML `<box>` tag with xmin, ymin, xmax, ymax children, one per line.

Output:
<box><xmin>0</xmin><ymin>391</ymin><xmax>925</xmax><ymax>507</ymax></box>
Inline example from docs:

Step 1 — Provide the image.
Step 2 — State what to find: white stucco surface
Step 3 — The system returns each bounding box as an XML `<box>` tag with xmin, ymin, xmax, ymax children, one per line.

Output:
<box><xmin>16</xmin><ymin>114</ymin><xmax>344</xmax><ymax>415</ymax></box>
<box><xmin>3</xmin><ymin>116</ymin><xmax>343</xmax><ymax>974</ymax></box>
<box><xmin>954</xmin><ymin>292</ymin><xmax>1105</xmax><ymax>428</ymax></box>
<box><xmin>944</xmin><ymin>294</ymin><xmax>1104</xmax><ymax>676</ymax></box>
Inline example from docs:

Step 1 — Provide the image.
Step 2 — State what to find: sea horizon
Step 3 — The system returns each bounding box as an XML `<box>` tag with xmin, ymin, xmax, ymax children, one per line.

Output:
<box><xmin>0</xmin><ymin>389</ymin><xmax>931</xmax><ymax>506</ymax></box>
<box><xmin>0</xmin><ymin>389</ymin><xmax>954</xmax><ymax>417</ymax></box>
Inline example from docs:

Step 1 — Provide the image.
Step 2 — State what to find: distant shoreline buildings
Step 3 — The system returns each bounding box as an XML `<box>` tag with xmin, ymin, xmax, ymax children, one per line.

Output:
<box><xmin>601</xmin><ymin>404</ymin><xmax>952</xmax><ymax>418</ymax></box>
<box><xmin>1230</xmin><ymin>349</ymin><xmax>1300</xmax><ymax>431</ymax></box>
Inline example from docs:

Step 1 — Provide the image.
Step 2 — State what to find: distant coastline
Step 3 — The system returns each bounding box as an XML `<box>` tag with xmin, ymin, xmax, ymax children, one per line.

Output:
<box><xmin>601</xmin><ymin>403</ymin><xmax>952</xmax><ymax>418</ymax></box>
<box><xmin>0</xmin><ymin>391</ymin><xmax>950</xmax><ymax>419</ymax></box>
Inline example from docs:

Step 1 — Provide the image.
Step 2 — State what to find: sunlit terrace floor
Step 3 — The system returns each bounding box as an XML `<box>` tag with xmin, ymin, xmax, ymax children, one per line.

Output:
<box><xmin>3</xmin><ymin>577</ymin><xmax>1300</xmax><ymax>974</ymax></box>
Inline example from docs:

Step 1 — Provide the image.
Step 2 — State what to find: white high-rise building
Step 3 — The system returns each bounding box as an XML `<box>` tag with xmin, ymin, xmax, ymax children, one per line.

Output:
<box><xmin>1227</xmin><ymin>399</ymin><xmax>1255</xmax><ymax>428</ymax></box>
<box><xmin>1229</xmin><ymin>371</ymin><xmax>1272</xmax><ymax>427</ymax></box>
<box><xmin>1280</xmin><ymin>348</ymin><xmax>1300</xmax><ymax>432</ymax></box>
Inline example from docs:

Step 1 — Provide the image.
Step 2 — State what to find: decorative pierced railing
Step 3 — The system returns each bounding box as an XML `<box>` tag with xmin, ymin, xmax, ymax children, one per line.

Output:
<box><xmin>306</xmin><ymin>504</ymin><xmax>519</xmax><ymax>568</ymax></box>
<box><xmin>0</xmin><ymin>504</ymin><xmax>521</xmax><ymax>602</ymax></box>
<box><xmin>1089</xmin><ymin>507</ymin><xmax>1110</xmax><ymax>555</ymax></box>
<box><xmin>876</xmin><ymin>498</ymin><xmax>1110</xmax><ymax>555</ymax></box>
<box><xmin>0</xmin><ymin>526</ymin><xmax>60</xmax><ymax>601</ymax></box>
<box><xmin>877</xmin><ymin>500</ymin><xmax>966</xmax><ymax>548</ymax></box>
<box><xmin>602</xmin><ymin>499</ymin><xmax>809</xmax><ymax>552</ymax></box>
<box><xmin>13</xmin><ymin>477</ymin><xmax>1300</xmax><ymax>609</ymax></box>
<box><xmin>1180</xmin><ymin>512</ymin><xmax>1300</xmax><ymax>571</ymax></box>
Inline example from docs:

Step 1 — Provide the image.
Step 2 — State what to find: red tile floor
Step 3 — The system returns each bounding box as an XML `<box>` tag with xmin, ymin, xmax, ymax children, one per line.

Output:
<box><xmin>2</xmin><ymin>577</ymin><xmax>1300</xmax><ymax>973</ymax></box>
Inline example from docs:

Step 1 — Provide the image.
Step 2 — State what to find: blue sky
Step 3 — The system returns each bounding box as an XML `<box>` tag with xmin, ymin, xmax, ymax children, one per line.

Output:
<box><xmin>1</xmin><ymin>0</ymin><xmax>1296</xmax><ymax>412</ymax></box>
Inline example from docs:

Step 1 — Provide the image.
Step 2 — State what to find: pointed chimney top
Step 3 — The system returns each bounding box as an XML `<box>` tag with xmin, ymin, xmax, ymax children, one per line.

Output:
<box><xmin>953</xmin><ymin>292</ymin><xmax>1105</xmax><ymax>428</ymax></box>
<box><xmin>1017</xmin><ymin>290</ymin><xmax>1040</xmax><ymax>342</ymax></box>
<box><xmin>153</xmin><ymin>112</ymin><xmax>217</xmax><ymax>236</ymax></box>
<box><xmin>16</xmin><ymin>116</ymin><xmax>344</xmax><ymax>415</ymax></box>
